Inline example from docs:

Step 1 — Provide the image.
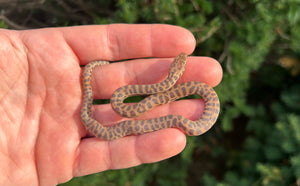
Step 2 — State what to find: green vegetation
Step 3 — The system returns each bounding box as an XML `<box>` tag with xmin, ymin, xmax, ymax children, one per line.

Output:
<box><xmin>1</xmin><ymin>0</ymin><xmax>300</xmax><ymax>185</ymax></box>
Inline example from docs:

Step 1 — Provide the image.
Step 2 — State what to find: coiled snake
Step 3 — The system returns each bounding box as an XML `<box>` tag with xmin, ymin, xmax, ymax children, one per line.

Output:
<box><xmin>80</xmin><ymin>53</ymin><xmax>220</xmax><ymax>140</ymax></box>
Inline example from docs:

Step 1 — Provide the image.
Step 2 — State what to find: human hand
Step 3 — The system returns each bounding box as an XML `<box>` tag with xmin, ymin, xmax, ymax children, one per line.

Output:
<box><xmin>0</xmin><ymin>24</ymin><xmax>222</xmax><ymax>185</ymax></box>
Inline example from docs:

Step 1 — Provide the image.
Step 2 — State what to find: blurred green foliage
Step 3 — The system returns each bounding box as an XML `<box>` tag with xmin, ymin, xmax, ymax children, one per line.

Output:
<box><xmin>1</xmin><ymin>0</ymin><xmax>300</xmax><ymax>185</ymax></box>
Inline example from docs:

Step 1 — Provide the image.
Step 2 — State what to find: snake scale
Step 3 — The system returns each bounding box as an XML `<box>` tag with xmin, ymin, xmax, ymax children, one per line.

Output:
<box><xmin>80</xmin><ymin>53</ymin><xmax>220</xmax><ymax>140</ymax></box>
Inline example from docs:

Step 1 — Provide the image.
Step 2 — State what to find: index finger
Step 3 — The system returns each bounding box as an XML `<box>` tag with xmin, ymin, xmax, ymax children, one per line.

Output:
<box><xmin>60</xmin><ymin>24</ymin><xmax>196</xmax><ymax>63</ymax></box>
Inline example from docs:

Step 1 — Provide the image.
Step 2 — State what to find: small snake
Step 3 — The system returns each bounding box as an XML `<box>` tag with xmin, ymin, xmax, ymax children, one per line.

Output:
<box><xmin>80</xmin><ymin>53</ymin><xmax>220</xmax><ymax>140</ymax></box>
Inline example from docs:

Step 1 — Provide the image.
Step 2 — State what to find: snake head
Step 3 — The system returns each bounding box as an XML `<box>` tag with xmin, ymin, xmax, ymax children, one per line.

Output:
<box><xmin>168</xmin><ymin>52</ymin><xmax>187</xmax><ymax>79</ymax></box>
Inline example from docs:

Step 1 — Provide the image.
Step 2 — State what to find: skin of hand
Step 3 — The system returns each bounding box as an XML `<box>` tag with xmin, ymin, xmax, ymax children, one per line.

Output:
<box><xmin>0</xmin><ymin>24</ymin><xmax>222</xmax><ymax>186</ymax></box>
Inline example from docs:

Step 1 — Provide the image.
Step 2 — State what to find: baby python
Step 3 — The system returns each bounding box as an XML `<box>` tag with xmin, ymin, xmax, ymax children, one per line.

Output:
<box><xmin>80</xmin><ymin>53</ymin><xmax>220</xmax><ymax>140</ymax></box>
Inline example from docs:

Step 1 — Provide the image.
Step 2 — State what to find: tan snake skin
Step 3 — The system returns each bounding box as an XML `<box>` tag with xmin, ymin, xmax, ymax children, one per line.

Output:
<box><xmin>80</xmin><ymin>53</ymin><xmax>220</xmax><ymax>140</ymax></box>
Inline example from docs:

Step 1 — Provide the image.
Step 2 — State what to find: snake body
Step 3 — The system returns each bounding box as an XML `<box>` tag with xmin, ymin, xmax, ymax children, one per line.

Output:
<box><xmin>80</xmin><ymin>53</ymin><xmax>220</xmax><ymax>140</ymax></box>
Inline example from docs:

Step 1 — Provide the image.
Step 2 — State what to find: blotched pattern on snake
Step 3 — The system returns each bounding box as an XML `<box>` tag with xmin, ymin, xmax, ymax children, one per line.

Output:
<box><xmin>80</xmin><ymin>53</ymin><xmax>220</xmax><ymax>140</ymax></box>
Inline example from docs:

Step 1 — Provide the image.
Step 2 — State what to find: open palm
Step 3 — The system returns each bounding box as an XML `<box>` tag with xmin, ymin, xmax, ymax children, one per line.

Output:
<box><xmin>0</xmin><ymin>24</ymin><xmax>222</xmax><ymax>185</ymax></box>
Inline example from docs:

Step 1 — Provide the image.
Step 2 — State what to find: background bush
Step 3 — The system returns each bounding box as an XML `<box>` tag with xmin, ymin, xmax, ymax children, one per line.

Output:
<box><xmin>1</xmin><ymin>0</ymin><xmax>300</xmax><ymax>185</ymax></box>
